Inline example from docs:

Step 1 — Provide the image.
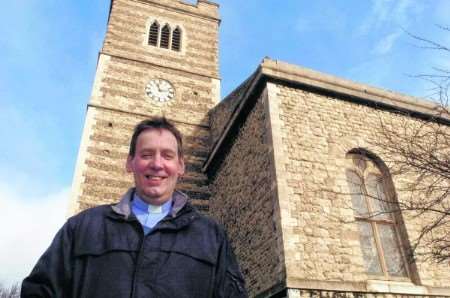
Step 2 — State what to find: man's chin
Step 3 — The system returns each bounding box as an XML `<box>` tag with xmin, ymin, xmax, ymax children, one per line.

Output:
<box><xmin>140</xmin><ymin>190</ymin><xmax>171</xmax><ymax>204</ymax></box>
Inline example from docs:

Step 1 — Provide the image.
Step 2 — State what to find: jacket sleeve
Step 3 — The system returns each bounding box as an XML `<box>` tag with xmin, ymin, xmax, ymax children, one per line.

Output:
<box><xmin>214</xmin><ymin>232</ymin><xmax>248</xmax><ymax>298</ymax></box>
<box><xmin>21</xmin><ymin>220</ymin><xmax>74</xmax><ymax>298</ymax></box>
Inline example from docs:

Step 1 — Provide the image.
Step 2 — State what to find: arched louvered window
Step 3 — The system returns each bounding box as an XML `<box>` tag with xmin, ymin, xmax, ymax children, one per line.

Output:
<box><xmin>160</xmin><ymin>24</ymin><xmax>171</xmax><ymax>49</ymax></box>
<box><xmin>171</xmin><ymin>27</ymin><xmax>182</xmax><ymax>51</ymax></box>
<box><xmin>148</xmin><ymin>21</ymin><xmax>159</xmax><ymax>46</ymax></box>
<box><xmin>346</xmin><ymin>152</ymin><xmax>410</xmax><ymax>279</ymax></box>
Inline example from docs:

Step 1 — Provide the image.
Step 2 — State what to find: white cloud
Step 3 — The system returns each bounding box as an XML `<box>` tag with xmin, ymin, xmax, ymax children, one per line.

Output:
<box><xmin>355</xmin><ymin>0</ymin><xmax>425</xmax><ymax>57</ymax></box>
<box><xmin>357</xmin><ymin>0</ymin><xmax>393</xmax><ymax>35</ymax></box>
<box><xmin>392</xmin><ymin>0</ymin><xmax>414</xmax><ymax>25</ymax></box>
<box><xmin>372</xmin><ymin>30</ymin><xmax>402</xmax><ymax>55</ymax></box>
<box><xmin>357</xmin><ymin>0</ymin><xmax>421</xmax><ymax>36</ymax></box>
<box><xmin>0</xmin><ymin>183</ymin><xmax>70</xmax><ymax>287</ymax></box>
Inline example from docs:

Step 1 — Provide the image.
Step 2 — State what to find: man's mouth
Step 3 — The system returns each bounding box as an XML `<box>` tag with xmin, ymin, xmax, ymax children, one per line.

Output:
<box><xmin>145</xmin><ymin>175</ymin><xmax>165</xmax><ymax>181</ymax></box>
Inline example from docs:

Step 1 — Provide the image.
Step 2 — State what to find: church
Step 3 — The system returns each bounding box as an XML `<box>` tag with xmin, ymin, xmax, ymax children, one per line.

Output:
<box><xmin>69</xmin><ymin>0</ymin><xmax>450</xmax><ymax>297</ymax></box>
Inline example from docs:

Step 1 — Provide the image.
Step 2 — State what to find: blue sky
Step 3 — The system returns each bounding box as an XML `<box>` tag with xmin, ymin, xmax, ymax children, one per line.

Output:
<box><xmin>0</xmin><ymin>0</ymin><xmax>449</xmax><ymax>287</ymax></box>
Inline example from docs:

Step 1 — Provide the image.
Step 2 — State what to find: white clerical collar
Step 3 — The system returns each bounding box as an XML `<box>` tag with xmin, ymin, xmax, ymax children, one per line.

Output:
<box><xmin>132</xmin><ymin>193</ymin><xmax>172</xmax><ymax>214</ymax></box>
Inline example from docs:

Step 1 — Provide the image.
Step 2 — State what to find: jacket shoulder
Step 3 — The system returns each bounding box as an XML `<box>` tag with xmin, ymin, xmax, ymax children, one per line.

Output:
<box><xmin>66</xmin><ymin>204</ymin><xmax>114</xmax><ymax>230</ymax></box>
<box><xmin>187</xmin><ymin>205</ymin><xmax>228</xmax><ymax>240</ymax></box>
<box><xmin>68</xmin><ymin>204</ymin><xmax>111</xmax><ymax>218</ymax></box>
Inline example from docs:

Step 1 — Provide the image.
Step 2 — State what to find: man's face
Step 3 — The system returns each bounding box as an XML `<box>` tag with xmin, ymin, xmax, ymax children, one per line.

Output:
<box><xmin>126</xmin><ymin>128</ymin><xmax>185</xmax><ymax>205</ymax></box>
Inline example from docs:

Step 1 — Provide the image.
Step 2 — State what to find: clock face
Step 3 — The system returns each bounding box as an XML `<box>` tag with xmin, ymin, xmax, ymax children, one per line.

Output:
<box><xmin>145</xmin><ymin>79</ymin><xmax>175</xmax><ymax>102</ymax></box>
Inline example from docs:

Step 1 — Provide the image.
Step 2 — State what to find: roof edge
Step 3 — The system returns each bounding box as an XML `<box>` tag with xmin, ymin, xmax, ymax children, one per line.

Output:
<box><xmin>260</xmin><ymin>58</ymin><xmax>446</xmax><ymax>118</ymax></box>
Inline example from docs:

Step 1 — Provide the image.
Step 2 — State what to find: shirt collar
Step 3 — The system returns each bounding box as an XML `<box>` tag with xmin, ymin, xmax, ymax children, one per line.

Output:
<box><xmin>111</xmin><ymin>188</ymin><xmax>189</xmax><ymax>219</ymax></box>
<box><xmin>132</xmin><ymin>193</ymin><xmax>173</xmax><ymax>214</ymax></box>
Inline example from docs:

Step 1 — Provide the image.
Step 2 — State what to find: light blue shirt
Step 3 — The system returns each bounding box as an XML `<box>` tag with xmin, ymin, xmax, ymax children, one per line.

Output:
<box><xmin>131</xmin><ymin>193</ymin><xmax>172</xmax><ymax>235</ymax></box>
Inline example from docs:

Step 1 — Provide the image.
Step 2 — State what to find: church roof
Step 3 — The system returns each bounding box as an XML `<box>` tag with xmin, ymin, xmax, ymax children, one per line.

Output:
<box><xmin>203</xmin><ymin>57</ymin><xmax>449</xmax><ymax>173</ymax></box>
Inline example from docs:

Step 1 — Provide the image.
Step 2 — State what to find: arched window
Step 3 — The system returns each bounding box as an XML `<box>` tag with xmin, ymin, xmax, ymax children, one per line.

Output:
<box><xmin>160</xmin><ymin>24</ymin><xmax>171</xmax><ymax>49</ymax></box>
<box><xmin>171</xmin><ymin>27</ymin><xmax>182</xmax><ymax>51</ymax></box>
<box><xmin>148</xmin><ymin>21</ymin><xmax>159</xmax><ymax>46</ymax></box>
<box><xmin>346</xmin><ymin>152</ymin><xmax>409</xmax><ymax>279</ymax></box>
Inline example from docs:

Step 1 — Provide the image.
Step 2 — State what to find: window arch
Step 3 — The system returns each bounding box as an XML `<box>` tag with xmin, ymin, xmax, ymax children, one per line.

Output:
<box><xmin>148</xmin><ymin>21</ymin><xmax>159</xmax><ymax>46</ymax></box>
<box><xmin>346</xmin><ymin>151</ymin><xmax>409</xmax><ymax>279</ymax></box>
<box><xmin>171</xmin><ymin>26</ymin><xmax>182</xmax><ymax>51</ymax></box>
<box><xmin>160</xmin><ymin>24</ymin><xmax>171</xmax><ymax>49</ymax></box>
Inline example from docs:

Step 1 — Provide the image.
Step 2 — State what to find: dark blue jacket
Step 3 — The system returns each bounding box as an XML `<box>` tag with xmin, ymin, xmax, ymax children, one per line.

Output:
<box><xmin>21</xmin><ymin>189</ymin><xmax>248</xmax><ymax>298</ymax></box>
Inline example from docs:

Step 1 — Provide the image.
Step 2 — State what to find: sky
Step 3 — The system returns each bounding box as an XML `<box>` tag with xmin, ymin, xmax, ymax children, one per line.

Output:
<box><xmin>0</xmin><ymin>0</ymin><xmax>449</xmax><ymax>287</ymax></box>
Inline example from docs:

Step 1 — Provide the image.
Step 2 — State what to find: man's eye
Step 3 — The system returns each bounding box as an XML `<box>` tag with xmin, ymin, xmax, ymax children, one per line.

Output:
<box><xmin>163</xmin><ymin>153</ymin><xmax>175</xmax><ymax>160</ymax></box>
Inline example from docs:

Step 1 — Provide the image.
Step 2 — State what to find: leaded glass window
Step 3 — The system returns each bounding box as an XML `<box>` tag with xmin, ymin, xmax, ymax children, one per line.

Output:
<box><xmin>346</xmin><ymin>153</ymin><xmax>409</xmax><ymax>279</ymax></box>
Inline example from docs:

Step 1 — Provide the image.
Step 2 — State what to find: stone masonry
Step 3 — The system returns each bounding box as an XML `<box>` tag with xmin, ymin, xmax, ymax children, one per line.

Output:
<box><xmin>205</xmin><ymin>59</ymin><xmax>450</xmax><ymax>297</ymax></box>
<box><xmin>71</xmin><ymin>1</ymin><xmax>450</xmax><ymax>297</ymax></box>
<box><xmin>208</xmin><ymin>90</ymin><xmax>286</xmax><ymax>296</ymax></box>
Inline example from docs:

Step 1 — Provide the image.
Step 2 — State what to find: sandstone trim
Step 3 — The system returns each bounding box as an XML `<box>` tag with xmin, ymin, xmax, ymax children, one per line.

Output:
<box><xmin>68</xmin><ymin>107</ymin><xmax>98</xmax><ymax>216</ymax></box>
<box><xmin>264</xmin><ymin>83</ymin><xmax>289</xmax><ymax>281</ymax></box>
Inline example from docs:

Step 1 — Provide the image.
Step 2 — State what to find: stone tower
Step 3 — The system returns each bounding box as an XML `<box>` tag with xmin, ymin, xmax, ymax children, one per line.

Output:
<box><xmin>69</xmin><ymin>0</ymin><xmax>220</xmax><ymax>213</ymax></box>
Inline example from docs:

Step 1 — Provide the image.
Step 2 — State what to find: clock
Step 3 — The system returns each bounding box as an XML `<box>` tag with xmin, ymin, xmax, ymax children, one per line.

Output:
<box><xmin>145</xmin><ymin>79</ymin><xmax>175</xmax><ymax>102</ymax></box>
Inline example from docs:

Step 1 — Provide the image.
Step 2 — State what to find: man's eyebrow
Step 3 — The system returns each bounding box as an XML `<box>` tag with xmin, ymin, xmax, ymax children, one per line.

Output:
<box><xmin>162</xmin><ymin>148</ymin><xmax>177</xmax><ymax>154</ymax></box>
<box><xmin>139</xmin><ymin>148</ymin><xmax>155</xmax><ymax>153</ymax></box>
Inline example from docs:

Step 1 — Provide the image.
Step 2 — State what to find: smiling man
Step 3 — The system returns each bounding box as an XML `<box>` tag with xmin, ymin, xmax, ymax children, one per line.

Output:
<box><xmin>21</xmin><ymin>117</ymin><xmax>248</xmax><ymax>298</ymax></box>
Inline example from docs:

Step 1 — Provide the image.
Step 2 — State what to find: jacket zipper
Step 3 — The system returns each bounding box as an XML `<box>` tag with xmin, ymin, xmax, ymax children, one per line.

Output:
<box><xmin>130</xmin><ymin>223</ymin><xmax>146</xmax><ymax>298</ymax></box>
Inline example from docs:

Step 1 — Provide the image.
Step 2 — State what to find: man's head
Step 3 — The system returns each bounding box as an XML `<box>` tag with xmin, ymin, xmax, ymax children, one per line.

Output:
<box><xmin>126</xmin><ymin>117</ymin><xmax>185</xmax><ymax>205</ymax></box>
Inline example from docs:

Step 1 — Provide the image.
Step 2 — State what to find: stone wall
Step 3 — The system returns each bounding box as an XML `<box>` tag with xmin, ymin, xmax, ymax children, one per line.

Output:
<box><xmin>266</xmin><ymin>82</ymin><xmax>450</xmax><ymax>291</ymax></box>
<box><xmin>208</xmin><ymin>91</ymin><xmax>285</xmax><ymax>297</ymax></box>
<box><xmin>209</xmin><ymin>74</ymin><xmax>256</xmax><ymax>148</ymax></box>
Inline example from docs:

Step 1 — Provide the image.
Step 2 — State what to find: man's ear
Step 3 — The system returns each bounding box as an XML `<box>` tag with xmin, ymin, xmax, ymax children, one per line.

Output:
<box><xmin>126</xmin><ymin>155</ymin><xmax>133</xmax><ymax>173</ymax></box>
<box><xmin>178</xmin><ymin>157</ymin><xmax>185</xmax><ymax>176</ymax></box>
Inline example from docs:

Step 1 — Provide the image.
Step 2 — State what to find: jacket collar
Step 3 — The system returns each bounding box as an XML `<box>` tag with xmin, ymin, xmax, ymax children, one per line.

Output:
<box><xmin>111</xmin><ymin>188</ymin><xmax>190</xmax><ymax>220</ymax></box>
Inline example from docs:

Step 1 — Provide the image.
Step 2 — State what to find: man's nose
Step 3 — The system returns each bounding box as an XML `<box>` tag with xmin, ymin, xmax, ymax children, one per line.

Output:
<box><xmin>150</xmin><ymin>154</ymin><xmax>163</xmax><ymax>169</ymax></box>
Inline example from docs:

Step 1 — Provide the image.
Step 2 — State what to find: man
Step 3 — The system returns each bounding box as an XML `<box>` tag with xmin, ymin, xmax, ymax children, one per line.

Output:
<box><xmin>22</xmin><ymin>117</ymin><xmax>248</xmax><ymax>298</ymax></box>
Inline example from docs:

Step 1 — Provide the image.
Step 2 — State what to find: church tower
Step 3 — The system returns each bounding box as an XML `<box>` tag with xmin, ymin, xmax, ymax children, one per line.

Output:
<box><xmin>69</xmin><ymin>0</ymin><xmax>220</xmax><ymax>213</ymax></box>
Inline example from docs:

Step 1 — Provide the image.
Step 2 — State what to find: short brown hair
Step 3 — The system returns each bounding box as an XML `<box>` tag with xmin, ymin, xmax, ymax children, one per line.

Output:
<box><xmin>128</xmin><ymin>117</ymin><xmax>183</xmax><ymax>157</ymax></box>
